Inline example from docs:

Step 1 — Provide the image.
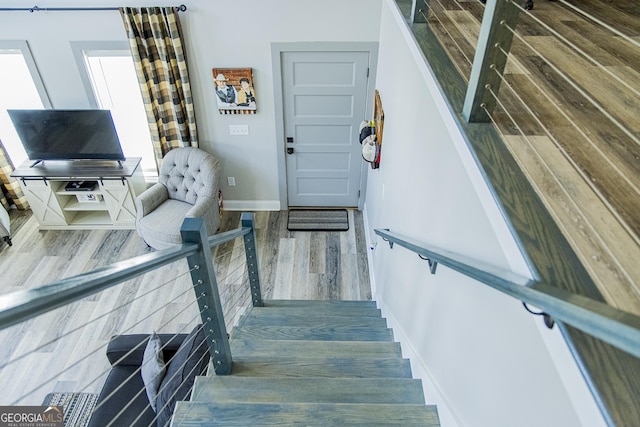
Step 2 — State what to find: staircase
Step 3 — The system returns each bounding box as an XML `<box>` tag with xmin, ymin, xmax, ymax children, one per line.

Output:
<box><xmin>172</xmin><ymin>300</ymin><xmax>440</xmax><ymax>426</ymax></box>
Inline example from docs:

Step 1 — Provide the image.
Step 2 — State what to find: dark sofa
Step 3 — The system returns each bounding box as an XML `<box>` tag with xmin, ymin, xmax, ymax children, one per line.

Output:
<box><xmin>88</xmin><ymin>326</ymin><xmax>209</xmax><ymax>427</ymax></box>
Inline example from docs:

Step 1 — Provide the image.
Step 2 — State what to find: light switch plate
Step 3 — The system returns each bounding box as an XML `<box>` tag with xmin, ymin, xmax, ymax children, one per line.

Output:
<box><xmin>229</xmin><ymin>125</ymin><xmax>249</xmax><ymax>136</ymax></box>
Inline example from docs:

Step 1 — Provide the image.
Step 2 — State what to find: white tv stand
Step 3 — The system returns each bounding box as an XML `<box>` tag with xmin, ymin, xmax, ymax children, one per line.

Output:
<box><xmin>12</xmin><ymin>158</ymin><xmax>146</xmax><ymax>230</ymax></box>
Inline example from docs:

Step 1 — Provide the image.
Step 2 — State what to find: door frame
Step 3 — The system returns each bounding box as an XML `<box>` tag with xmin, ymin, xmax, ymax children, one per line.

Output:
<box><xmin>271</xmin><ymin>42</ymin><xmax>379</xmax><ymax>211</ymax></box>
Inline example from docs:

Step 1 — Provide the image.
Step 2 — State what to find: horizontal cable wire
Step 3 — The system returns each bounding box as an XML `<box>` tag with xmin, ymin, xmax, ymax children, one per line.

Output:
<box><xmin>509</xmin><ymin>0</ymin><xmax>640</xmax><ymax>99</ymax></box>
<box><xmin>220</xmin><ymin>257</ymin><xmax>249</xmax><ymax>285</ymax></box>
<box><xmin>78</xmin><ymin>300</ymin><xmax>205</xmax><ymax>401</ymax></box>
<box><xmin>82</xmin><ymin>247</ymin><xmax>251</xmax><ymax>421</ymax></box>
<box><xmin>102</xmin><ymin>317</ymin><xmax>206</xmax><ymax>427</ymax></box>
<box><xmin>215</xmin><ymin>252</ymin><xmax>247</xmax><ymax>279</ymax></box>
<box><xmin>145</xmin><ymin>328</ymin><xmax>211</xmax><ymax>427</ymax></box>
<box><xmin>419</xmin><ymin>3</ymin><xmax>474</xmax><ymax>81</ymax></box>
<box><xmin>500</xmin><ymin>20</ymin><xmax>640</xmax><ymax>147</ymax></box>
<box><xmin>492</xmin><ymin>44</ymin><xmax>640</xmax><ymax>246</ymax></box>
<box><xmin>553</xmin><ymin>0</ymin><xmax>640</xmax><ymax>49</ymax></box>
<box><xmin>484</xmin><ymin>67</ymin><xmax>640</xmax><ymax>294</ymax></box>
<box><xmin>211</xmin><ymin>246</ymin><xmax>239</xmax><ymax>263</ymax></box>
<box><xmin>10</xmin><ymin>283</ymin><xmax>202</xmax><ymax>405</ymax></box>
<box><xmin>1</xmin><ymin>265</ymin><xmax>196</xmax><ymax>371</ymax></box>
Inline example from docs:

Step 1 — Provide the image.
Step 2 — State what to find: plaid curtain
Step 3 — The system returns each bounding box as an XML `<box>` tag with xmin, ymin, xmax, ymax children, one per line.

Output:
<box><xmin>0</xmin><ymin>140</ymin><xmax>29</xmax><ymax>210</ymax></box>
<box><xmin>120</xmin><ymin>7</ymin><xmax>198</xmax><ymax>170</ymax></box>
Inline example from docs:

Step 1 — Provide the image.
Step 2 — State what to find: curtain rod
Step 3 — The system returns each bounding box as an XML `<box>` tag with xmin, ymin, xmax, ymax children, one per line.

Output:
<box><xmin>0</xmin><ymin>4</ymin><xmax>187</xmax><ymax>12</ymax></box>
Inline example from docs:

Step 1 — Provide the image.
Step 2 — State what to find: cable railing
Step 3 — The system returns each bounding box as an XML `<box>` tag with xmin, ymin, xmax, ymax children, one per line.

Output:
<box><xmin>404</xmin><ymin>0</ymin><xmax>640</xmax><ymax>314</ymax></box>
<box><xmin>0</xmin><ymin>213</ymin><xmax>262</xmax><ymax>426</ymax></box>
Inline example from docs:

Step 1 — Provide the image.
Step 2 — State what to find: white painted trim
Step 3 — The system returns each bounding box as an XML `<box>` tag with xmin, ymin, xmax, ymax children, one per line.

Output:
<box><xmin>0</xmin><ymin>40</ymin><xmax>52</xmax><ymax>109</ymax></box>
<box><xmin>364</xmin><ymin>204</ymin><xmax>461</xmax><ymax>427</ymax></box>
<box><xmin>362</xmin><ymin>204</ymin><xmax>378</xmax><ymax>297</ymax></box>
<box><xmin>223</xmin><ymin>200</ymin><xmax>281</xmax><ymax>211</ymax></box>
<box><xmin>377</xmin><ymin>297</ymin><xmax>464</xmax><ymax>427</ymax></box>
<box><xmin>69</xmin><ymin>41</ymin><xmax>129</xmax><ymax>110</ymax></box>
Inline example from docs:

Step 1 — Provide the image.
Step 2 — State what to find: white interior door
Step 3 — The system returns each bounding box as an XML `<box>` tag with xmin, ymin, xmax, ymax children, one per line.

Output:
<box><xmin>282</xmin><ymin>50</ymin><xmax>370</xmax><ymax>207</ymax></box>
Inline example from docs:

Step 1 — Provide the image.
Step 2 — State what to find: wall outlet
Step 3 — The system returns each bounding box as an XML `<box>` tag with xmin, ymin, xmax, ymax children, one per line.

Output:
<box><xmin>227</xmin><ymin>177</ymin><xmax>236</xmax><ymax>186</ymax></box>
<box><xmin>229</xmin><ymin>125</ymin><xmax>249</xmax><ymax>136</ymax></box>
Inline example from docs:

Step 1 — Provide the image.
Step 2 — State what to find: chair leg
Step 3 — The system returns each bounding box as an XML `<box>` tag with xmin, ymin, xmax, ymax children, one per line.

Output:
<box><xmin>3</xmin><ymin>236</ymin><xmax>12</xmax><ymax>246</ymax></box>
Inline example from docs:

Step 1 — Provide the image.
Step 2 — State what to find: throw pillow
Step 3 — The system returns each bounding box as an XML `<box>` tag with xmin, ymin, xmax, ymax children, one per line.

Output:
<box><xmin>141</xmin><ymin>332</ymin><xmax>166</xmax><ymax>412</ymax></box>
<box><xmin>155</xmin><ymin>325</ymin><xmax>210</xmax><ymax>427</ymax></box>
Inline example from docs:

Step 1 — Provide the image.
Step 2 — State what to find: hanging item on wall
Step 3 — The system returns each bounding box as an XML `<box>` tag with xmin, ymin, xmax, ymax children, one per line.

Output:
<box><xmin>360</xmin><ymin>90</ymin><xmax>384</xmax><ymax>169</ymax></box>
<box><xmin>212</xmin><ymin>68</ymin><xmax>257</xmax><ymax>115</ymax></box>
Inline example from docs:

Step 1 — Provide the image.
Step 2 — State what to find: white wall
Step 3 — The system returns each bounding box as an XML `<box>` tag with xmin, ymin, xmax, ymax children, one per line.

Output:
<box><xmin>0</xmin><ymin>0</ymin><xmax>382</xmax><ymax>209</ymax></box>
<box><xmin>363</xmin><ymin>1</ymin><xmax>606</xmax><ymax>426</ymax></box>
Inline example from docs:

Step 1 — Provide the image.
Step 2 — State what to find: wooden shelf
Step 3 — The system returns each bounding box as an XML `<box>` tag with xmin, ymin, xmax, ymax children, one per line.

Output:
<box><xmin>62</xmin><ymin>199</ymin><xmax>108</xmax><ymax>212</ymax></box>
<box><xmin>68</xmin><ymin>210</ymin><xmax>112</xmax><ymax>225</ymax></box>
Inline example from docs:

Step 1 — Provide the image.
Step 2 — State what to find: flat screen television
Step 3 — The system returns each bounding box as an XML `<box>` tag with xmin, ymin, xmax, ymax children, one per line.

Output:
<box><xmin>7</xmin><ymin>109</ymin><xmax>126</xmax><ymax>166</ymax></box>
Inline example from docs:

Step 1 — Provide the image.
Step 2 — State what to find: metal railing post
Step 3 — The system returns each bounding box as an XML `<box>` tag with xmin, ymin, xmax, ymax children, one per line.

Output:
<box><xmin>241</xmin><ymin>212</ymin><xmax>264</xmax><ymax>307</ymax></box>
<box><xmin>463</xmin><ymin>0</ymin><xmax>522</xmax><ymax>122</ymax></box>
<box><xmin>181</xmin><ymin>217</ymin><xmax>232</xmax><ymax>375</ymax></box>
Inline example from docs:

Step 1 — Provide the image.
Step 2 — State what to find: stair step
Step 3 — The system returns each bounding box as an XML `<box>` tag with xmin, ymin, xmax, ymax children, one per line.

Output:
<box><xmin>232</xmin><ymin>325</ymin><xmax>394</xmax><ymax>341</ymax></box>
<box><xmin>264</xmin><ymin>299</ymin><xmax>378</xmax><ymax>309</ymax></box>
<box><xmin>230</xmin><ymin>339</ymin><xmax>403</xmax><ymax>359</ymax></box>
<box><xmin>238</xmin><ymin>312</ymin><xmax>387</xmax><ymax>328</ymax></box>
<box><xmin>230</xmin><ymin>355</ymin><xmax>413</xmax><ymax>378</ymax></box>
<box><xmin>250</xmin><ymin>305</ymin><xmax>383</xmax><ymax>318</ymax></box>
<box><xmin>192</xmin><ymin>377</ymin><xmax>426</xmax><ymax>404</ymax></box>
<box><xmin>173</xmin><ymin>402</ymin><xmax>440</xmax><ymax>426</ymax></box>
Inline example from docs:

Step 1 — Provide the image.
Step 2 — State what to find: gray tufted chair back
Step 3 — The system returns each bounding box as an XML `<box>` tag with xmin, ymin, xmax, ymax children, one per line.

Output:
<box><xmin>159</xmin><ymin>147</ymin><xmax>220</xmax><ymax>205</ymax></box>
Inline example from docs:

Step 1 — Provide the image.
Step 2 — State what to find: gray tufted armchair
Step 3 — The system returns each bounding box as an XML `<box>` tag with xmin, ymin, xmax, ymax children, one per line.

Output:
<box><xmin>135</xmin><ymin>147</ymin><xmax>221</xmax><ymax>250</ymax></box>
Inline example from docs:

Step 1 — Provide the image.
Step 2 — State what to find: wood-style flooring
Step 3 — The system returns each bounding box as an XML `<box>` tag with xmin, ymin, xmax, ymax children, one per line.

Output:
<box><xmin>0</xmin><ymin>209</ymin><xmax>371</xmax><ymax>405</ymax></box>
<box><xmin>400</xmin><ymin>0</ymin><xmax>640</xmax><ymax>315</ymax></box>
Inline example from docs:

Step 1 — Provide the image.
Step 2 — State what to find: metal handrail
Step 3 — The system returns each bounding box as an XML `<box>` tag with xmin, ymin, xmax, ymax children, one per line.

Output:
<box><xmin>0</xmin><ymin>225</ymin><xmax>252</xmax><ymax>332</ymax></box>
<box><xmin>375</xmin><ymin>228</ymin><xmax>640</xmax><ymax>359</ymax></box>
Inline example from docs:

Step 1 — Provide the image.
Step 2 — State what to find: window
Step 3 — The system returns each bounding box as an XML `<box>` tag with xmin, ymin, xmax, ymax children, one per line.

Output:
<box><xmin>74</xmin><ymin>43</ymin><xmax>156</xmax><ymax>176</ymax></box>
<box><xmin>0</xmin><ymin>41</ymin><xmax>49</xmax><ymax>167</ymax></box>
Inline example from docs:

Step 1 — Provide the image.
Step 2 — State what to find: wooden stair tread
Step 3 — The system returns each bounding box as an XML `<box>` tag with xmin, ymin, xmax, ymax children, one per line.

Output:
<box><xmin>172</xmin><ymin>402</ymin><xmax>440</xmax><ymax>426</ymax></box>
<box><xmin>171</xmin><ymin>299</ymin><xmax>440</xmax><ymax>426</ymax></box>
<box><xmin>231</xmin><ymin>324</ymin><xmax>394</xmax><ymax>341</ymax></box>
<box><xmin>230</xmin><ymin>339</ymin><xmax>403</xmax><ymax>358</ymax></box>
<box><xmin>192</xmin><ymin>377</ymin><xmax>426</xmax><ymax>404</ymax></box>
<box><xmin>229</xmin><ymin>356</ymin><xmax>413</xmax><ymax>378</ymax></box>
<box><xmin>263</xmin><ymin>299</ymin><xmax>378</xmax><ymax>309</ymax></box>
<box><xmin>238</xmin><ymin>312</ymin><xmax>388</xmax><ymax>328</ymax></box>
<box><xmin>249</xmin><ymin>305</ymin><xmax>383</xmax><ymax>318</ymax></box>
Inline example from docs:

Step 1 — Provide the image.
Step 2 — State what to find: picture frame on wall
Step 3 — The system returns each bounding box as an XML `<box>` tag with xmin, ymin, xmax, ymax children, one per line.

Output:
<box><xmin>212</xmin><ymin>67</ymin><xmax>257</xmax><ymax>115</ymax></box>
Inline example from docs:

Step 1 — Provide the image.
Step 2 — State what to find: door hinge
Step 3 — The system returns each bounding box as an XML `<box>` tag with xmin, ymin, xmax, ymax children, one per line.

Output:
<box><xmin>366</xmin><ymin>68</ymin><xmax>370</xmax><ymax>78</ymax></box>
<box><xmin>358</xmin><ymin>190</ymin><xmax>361</xmax><ymax>198</ymax></box>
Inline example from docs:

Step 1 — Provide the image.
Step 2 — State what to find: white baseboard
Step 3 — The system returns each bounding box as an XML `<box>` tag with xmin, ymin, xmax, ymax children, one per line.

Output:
<box><xmin>362</xmin><ymin>205</ymin><xmax>462</xmax><ymax>427</ymax></box>
<box><xmin>222</xmin><ymin>200</ymin><xmax>281</xmax><ymax>211</ymax></box>
<box><xmin>376</xmin><ymin>298</ymin><xmax>463</xmax><ymax>427</ymax></box>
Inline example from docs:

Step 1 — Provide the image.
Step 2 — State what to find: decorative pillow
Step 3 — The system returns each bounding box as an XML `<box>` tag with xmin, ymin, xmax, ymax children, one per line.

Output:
<box><xmin>155</xmin><ymin>325</ymin><xmax>210</xmax><ymax>427</ymax></box>
<box><xmin>141</xmin><ymin>332</ymin><xmax>166</xmax><ymax>412</ymax></box>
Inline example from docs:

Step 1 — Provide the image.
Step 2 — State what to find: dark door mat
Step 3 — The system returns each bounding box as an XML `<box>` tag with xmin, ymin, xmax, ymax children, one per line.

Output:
<box><xmin>287</xmin><ymin>209</ymin><xmax>349</xmax><ymax>231</ymax></box>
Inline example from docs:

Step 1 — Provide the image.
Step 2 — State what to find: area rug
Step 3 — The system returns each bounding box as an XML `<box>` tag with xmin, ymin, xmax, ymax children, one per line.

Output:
<box><xmin>42</xmin><ymin>392</ymin><xmax>98</xmax><ymax>427</ymax></box>
<box><xmin>287</xmin><ymin>209</ymin><xmax>349</xmax><ymax>231</ymax></box>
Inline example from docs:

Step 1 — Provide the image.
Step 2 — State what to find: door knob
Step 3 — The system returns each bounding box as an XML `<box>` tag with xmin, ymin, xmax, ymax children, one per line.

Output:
<box><xmin>287</xmin><ymin>147</ymin><xmax>294</xmax><ymax>154</ymax></box>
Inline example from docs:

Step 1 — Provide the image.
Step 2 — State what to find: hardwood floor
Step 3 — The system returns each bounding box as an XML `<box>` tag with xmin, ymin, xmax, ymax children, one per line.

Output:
<box><xmin>0</xmin><ymin>209</ymin><xmax>371</xmax><ymax>405</ymax></box>
<box><xmin>400</xmin><ymin>0</ymin><xmax>640</xmax><ymax>315</ymax></box>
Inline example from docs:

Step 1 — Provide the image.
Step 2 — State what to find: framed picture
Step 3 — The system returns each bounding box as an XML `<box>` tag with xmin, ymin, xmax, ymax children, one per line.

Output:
<box><xmin>374</xmin><ymin>90</ymin><xmax>384</xmax><ymax>147</ymax></box>
<box><xmin>372</xmin><ymin>90</ymin><xmax>384</xmax><ymax>169</ymax></box>
<box><xmin>212</xmin><ymin>67</ymin><xmax>257</xmax><ymax>114</ymax></box>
